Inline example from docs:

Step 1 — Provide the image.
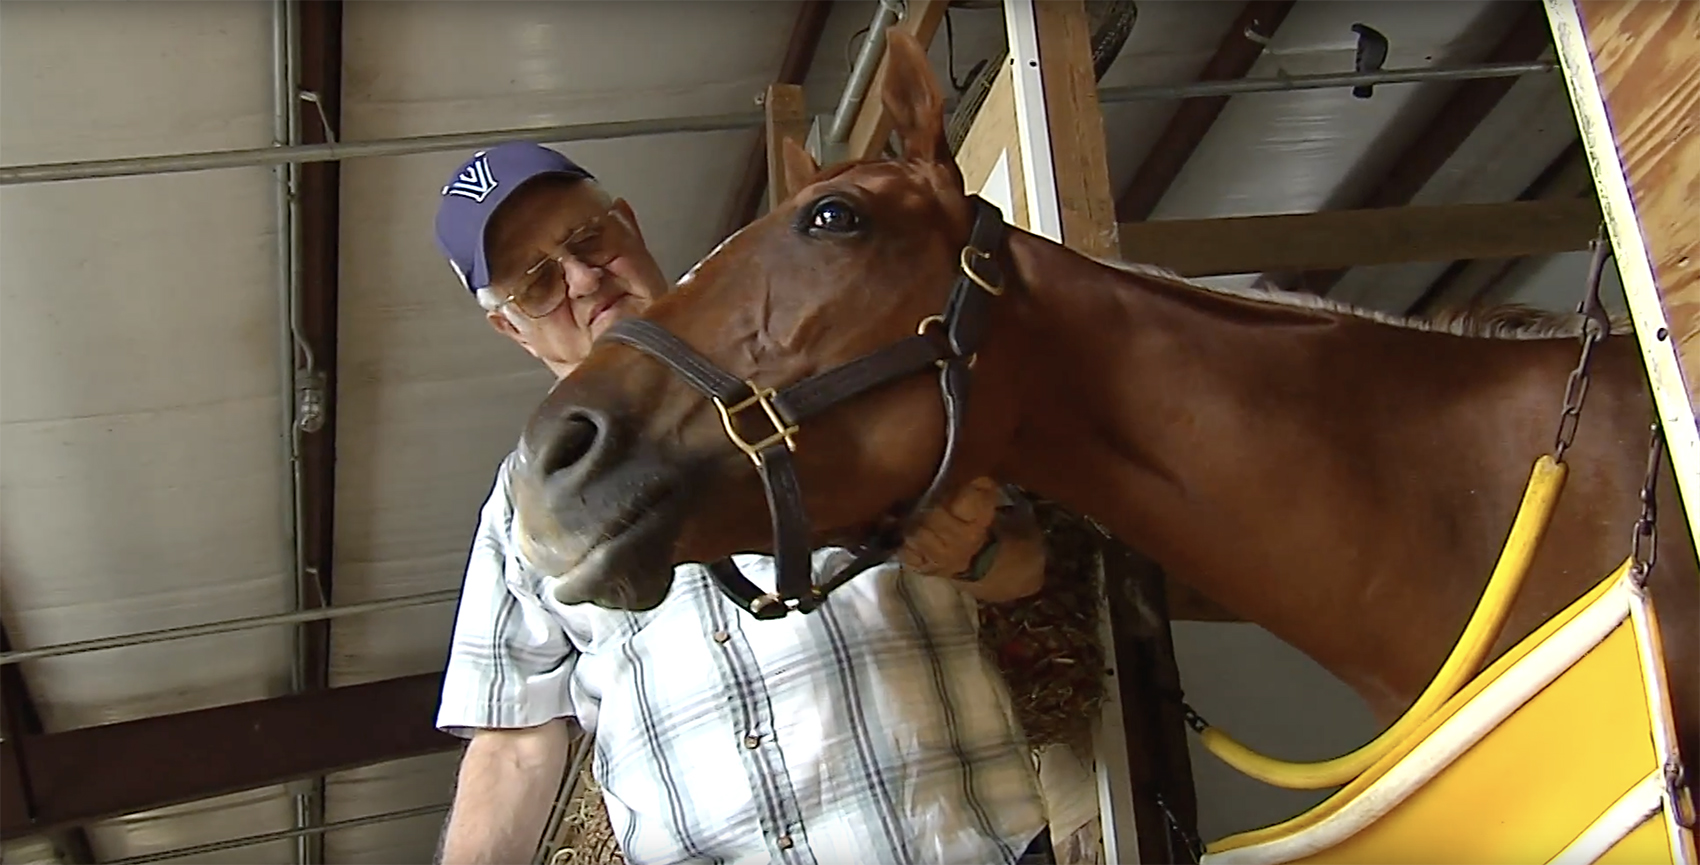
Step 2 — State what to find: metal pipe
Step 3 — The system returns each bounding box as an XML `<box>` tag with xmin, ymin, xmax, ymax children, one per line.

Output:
<box><xmin>101</xmin><ymin>802</ymin><xmax>451</xmax><ymax>865</ymax></box>
<box><xmin>0</xmin><ymin>110</ymin><xmax>767</xmax><ymax>186</ymax></box>
<box><xmin>1096</xmin><ymin>59</ymin><xmax>1554</xmax><ymax>104</ymax></box>
<box><xmin>271</xmin><ymin>3</ymin><xmax>320</xmax><ymax>863</ymax></box>
<box><xmin>825</xmin><ymin>0</ymin><xmax>904</xmax><ymax>144</ymax></box>
<box><xmin>0</xmin><ymin>588</ymin><xmax>460</xmax><ymax>667</ymax></box>
<box><xmin>0</xmin><ymin>59</ymin><xmax>1554</xmax><ymax>188</ymax></box>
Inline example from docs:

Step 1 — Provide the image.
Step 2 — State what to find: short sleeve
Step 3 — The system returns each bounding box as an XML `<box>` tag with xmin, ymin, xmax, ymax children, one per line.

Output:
<box><xmin>435</xmin><ymin>453</ymin><xmax>579</xmax><ymax>738</ymax></box>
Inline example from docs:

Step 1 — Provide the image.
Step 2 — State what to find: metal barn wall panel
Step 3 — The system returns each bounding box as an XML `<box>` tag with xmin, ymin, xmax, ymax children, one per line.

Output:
<box><xmin>1147</xmin><ymin>1</ymin><xmax>1520</xmax><ymax>294</ymax></box>
<box><xmin>327</xmin><ymin>2</ymin><xmax>803</xmax><ymax>859</ymax></box>
<box><xmin>0</xmin><ymin>0</ymin><xmax>299</xmax><ymax>860</ymax></box>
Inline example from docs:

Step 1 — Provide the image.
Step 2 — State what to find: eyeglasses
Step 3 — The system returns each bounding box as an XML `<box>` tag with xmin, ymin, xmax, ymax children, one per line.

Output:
<box><xmin>489</xmin><ymin>203</ymin><xmax>630</xmax><ymax>319</ymax></box>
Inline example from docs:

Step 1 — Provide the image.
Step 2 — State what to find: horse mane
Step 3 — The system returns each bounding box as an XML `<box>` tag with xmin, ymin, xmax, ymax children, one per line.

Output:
<box><xmin>1095</xmin><ymin>258</ymin><xmax>1632</xmax><ymax>341</ymax></box>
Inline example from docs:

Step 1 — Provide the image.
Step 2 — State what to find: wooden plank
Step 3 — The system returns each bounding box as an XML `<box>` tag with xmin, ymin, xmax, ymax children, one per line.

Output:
<box><xmin>843</xmin><ymin>0</ymin><xmax>950</xmax><ymax>162</ymax></box>
<box><xmin>1117</xmin><ymin>197</ymin><xmax>1602</xmax><ymax>278</ymax></box>
<box><xmin>1409</xmin><ymin>142</ymin><xmax>1595</xmax><ymax>316</ymax></box>
<box><xmin>1010</xmin><ymin>2</ymin><xmax>1199</xmax><ymax>862</ymax></box>
<box><xmin>1291</xmin><ymin>2</ymin><xmax>1556</xmax><ymax>296</ymax></box>
<box><xmin>1032</xmin><ymin>0</ymin><xmax>1119</xmax><ymax>259</ymax></box>
<box><xmin>764</xmin><ymin>83</ymin><xmax>812</xmax><ymax>209</ymax></box>
<box><xmin>1546</xmin><ymin>0</ymin><xmax>1700</xmax><ymax>557</ymax></box>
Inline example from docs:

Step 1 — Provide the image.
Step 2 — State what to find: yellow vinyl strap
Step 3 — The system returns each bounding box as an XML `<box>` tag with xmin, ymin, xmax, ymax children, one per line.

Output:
<box><xmin>1195</xmin><ymin>454</ymin><xmax>1569</xmax><ymax>790</ymax></box>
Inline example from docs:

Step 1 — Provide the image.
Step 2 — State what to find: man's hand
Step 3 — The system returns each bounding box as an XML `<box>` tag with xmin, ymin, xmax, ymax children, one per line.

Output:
<box><xmin>897</xmin><ymin>476</ymin><xmax>1003</xmax><ymax>578</ymax></box>
<box><xmin>897</xmin><ymin>477</ymin><xmax>1047</xmax><ymax>603</ymax></box>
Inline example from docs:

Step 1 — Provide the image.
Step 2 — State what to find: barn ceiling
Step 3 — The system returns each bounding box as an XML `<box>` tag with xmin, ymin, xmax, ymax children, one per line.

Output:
<box><xmin>0</xmin><ymin>1</ymin><xmax>1608</xmax><ymax>862</ymax></box>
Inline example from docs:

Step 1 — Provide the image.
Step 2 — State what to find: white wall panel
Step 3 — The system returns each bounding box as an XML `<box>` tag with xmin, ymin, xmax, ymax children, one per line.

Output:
<box><xmin>0</xmin><ymin>0</ymin><xmax>294</xmax><ymax>859</ymax></box>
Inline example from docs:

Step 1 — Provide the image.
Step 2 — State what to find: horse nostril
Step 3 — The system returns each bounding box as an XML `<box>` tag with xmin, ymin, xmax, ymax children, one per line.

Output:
<box><xmin>534</xmin><ymin>409</ymin><xmax>607</xmax><ymax>479</ymax></box>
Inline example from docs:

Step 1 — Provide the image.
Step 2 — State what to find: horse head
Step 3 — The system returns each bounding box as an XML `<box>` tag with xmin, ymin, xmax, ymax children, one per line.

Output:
<box><xmin>508</xmin><ymin>30</ymin><xmax>1031</xmax><ymax>610</ymax></box>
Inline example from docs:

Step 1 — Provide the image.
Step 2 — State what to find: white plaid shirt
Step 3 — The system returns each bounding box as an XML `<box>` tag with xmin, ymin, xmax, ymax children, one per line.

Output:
<box><xmin>437</xmin><ymin>452</ymin><xmax>1049</xmax><ymax>865</ymax></box>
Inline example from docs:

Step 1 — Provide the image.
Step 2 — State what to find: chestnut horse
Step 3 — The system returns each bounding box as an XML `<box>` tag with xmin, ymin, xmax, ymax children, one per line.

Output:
<box><xmin>509</xmin><ymin>30</ymin><xmax>1696</xmax><ymax>802</ymax></box>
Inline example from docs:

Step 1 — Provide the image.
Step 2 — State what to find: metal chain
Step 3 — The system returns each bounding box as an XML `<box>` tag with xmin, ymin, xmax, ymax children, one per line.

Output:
<box><xmin>1630</xmin><ymin>422</ymin><xmax>1664</xmax><ymax>584</ymax></box>
<box><xmin>1553</xmin><ymin>227</ymin><xmax>1615</xmax><ymax>463</ymax></box>
<box><xmin>1155</xmin><ymin>791</ymin><xmax>1206</xmax><ymax>864</ymax></box>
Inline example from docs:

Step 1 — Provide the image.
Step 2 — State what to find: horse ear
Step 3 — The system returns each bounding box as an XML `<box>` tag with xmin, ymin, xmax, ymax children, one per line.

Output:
<box><xmin>879</xmin><ymin>29</ymin><xmax>948</xmax><ymax>164</ymax></box>
<box><xmin>779</xmin><ymin>136</ymin><xmax>819</xmax><ymax>201</ymax></box>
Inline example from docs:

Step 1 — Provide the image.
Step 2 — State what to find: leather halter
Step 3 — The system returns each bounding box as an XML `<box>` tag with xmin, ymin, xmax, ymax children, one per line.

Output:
<box><xmin>596</xmin><ymin>195</ymin><xmax>1010</xmax><ymax>619</ymax></box>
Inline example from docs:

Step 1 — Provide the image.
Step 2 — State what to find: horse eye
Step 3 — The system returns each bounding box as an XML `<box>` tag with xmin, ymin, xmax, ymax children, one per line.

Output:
<box><xmin>807</xmin><ymin>198</ymin><xmax>860</xmax><ymax>235</ymax></box>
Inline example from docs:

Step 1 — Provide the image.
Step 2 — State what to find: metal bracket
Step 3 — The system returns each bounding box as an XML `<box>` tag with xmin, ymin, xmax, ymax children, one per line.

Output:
<box><xmin>806</xmin><ymin>114</ymin><xmax>850</xmax><ymax>167</ymax></box>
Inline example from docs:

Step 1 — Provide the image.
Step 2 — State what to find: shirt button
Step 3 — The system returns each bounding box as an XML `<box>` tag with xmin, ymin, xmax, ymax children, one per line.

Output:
<box><xmin>777</xmin><ymin>834</ymin><xmax>794</xmax><ymax>850</ymax></box>
<box><xmin>744</xmin><ymin>734</ymin><xmax>761</xmax><ymax>748</ymax></box>
<box><xmin>713</xmin><ymin>630</ymin><xmax>730</xmax><ymax>644</ymax></box>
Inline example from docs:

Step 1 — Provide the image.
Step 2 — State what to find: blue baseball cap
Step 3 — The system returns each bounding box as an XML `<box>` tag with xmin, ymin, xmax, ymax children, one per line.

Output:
<box><xmin>432</xmin><ymin>141</ymin><xmax>594</xmax><ymax>294</ymax></box>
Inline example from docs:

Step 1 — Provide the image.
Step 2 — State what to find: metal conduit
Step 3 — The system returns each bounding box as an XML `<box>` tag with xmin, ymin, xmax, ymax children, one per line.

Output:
<box><xmin>0</xmin><ymin>60</ymin><xmax>1553</xmax><ymax>187</ymax></box>
<box><xmin>271</xmin><ymin>1</ymin><xmax>323</xmax><ymax>861</ymax></box>
<box><xmin>0</xmin><ymin>589</ymin><xmax>460</xmax><ymax>667</ymax></box>
<box><xmin>825</xmin><ymin>0</ymin><xmax>905</xmax><ymax>144</ymax></box>
<box><xmin>1096</xmin><ymin>59</ymin><xmax>1555</xmax><ymax>103</ymax></box>
<box><xmin>0</xmin><ymin>111</ymin><xmax>768</xmax><ymax>185</ymax></box>
<box><xmin>100</xmin><ymin>803</ymin><xmax>452</xmax><ymax>865</ymax></box>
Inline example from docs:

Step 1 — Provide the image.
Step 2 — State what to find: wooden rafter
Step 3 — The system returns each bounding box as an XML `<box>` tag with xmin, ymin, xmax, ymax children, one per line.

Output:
<box><xmin>0</xmin><ymin>674</ymin><xmax>456</xmax><ymax>841</ymax></box>
<box><xmin>1112</xmin><ymin>0</ymin><xmax>1295</xmax><ymax>223</ymax></box>
<box><xmin>1287</xmin><ymin>1</ymin><xmax>1557</xmax><ymax>296</ymax></box>
<box><xmin>292</xmin><ymin>3</ymin><xmax>343</xmax><ymax>861</ymax></box>
<box><xmin>1405</xmin><ymin>140</ymin><xmax>1594</xmax><ymax>316</ymax></box>
<box><xmin>718</xmin><ymin>0</ymin><xmax>835</xmax><ymax>236</ymax></box>
<box><xmin>0</xmin><ymin>624</ymin><xmax>97</xmax><ymax>863</ymax></box>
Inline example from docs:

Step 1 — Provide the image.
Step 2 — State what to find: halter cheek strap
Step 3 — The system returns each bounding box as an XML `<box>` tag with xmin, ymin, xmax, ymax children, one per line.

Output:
<box><xmin>596</xmin><ymin>195</ymin><xmax>1010</xmax><ymax>619</ymax></box>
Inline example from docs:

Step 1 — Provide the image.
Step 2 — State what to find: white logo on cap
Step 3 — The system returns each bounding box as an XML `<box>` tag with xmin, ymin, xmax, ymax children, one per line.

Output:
<box><xmin>442</xmin><ymin>151</ymin><xmax>499</xmax><ymax>202</ymax></box>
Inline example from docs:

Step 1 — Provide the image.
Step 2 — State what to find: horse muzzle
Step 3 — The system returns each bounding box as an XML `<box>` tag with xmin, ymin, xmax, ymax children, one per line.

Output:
<box><xmin>512</xmin><ymin>402</ymin><xmax>688</xmax><ymax>610</ymax></box>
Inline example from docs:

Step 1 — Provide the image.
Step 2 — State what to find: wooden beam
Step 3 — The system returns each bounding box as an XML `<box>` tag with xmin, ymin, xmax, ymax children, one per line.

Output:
<box><xmin>1019</xmin><ymin>2</ymin><xmax>1200</xmax><ymax>860</ymax></box>
<box><xmin>292</xmin><ymin>5</ymin><xmax>343</xmax><ymax>860</ymax></box>
<box><xmin>1118</xmin><ymin>197</ymin><xmax>1601</xmax><ymax>279</ymax></box>
<box><xmin>843</xmin><ymin>0</ymin><xmax>950</xmax><ymax>162</ymax></box>
<box><xmin>720</xmin><ymin>0</ymin><xmax>835</xmax><ymax>235</ymax></box>
<box><xmin>1548</xmin><ymin>0</ymin><xmax>1700</xmax><ymax>557</ymax></box>
<box><xmin>1113</xmin><ymin>0</ymin><xmax>1294</xmax><ymax>223</ymax></box>
<box><xmin>1407</xmin><ymin>140</ymin><xmax>1593</xmax><ymax>316</ymax></box>
<box><xmin>1032</xmin><ymin>0</ymin><xmax>1119</xmax><ymax>259</ymax></box>
<box><xmin>764</xmin><ymin>83</ymin><xmax>812</xmax><ymax>208</ymax></box>
<box><xmin>0</xmin><ymin>673</ymin><xmax>458</xmax><ymax>840</ymax></box>
<box><xmin>1292</xmin><ymin>1</ymin><xmax>1556</xmax><ymax>295</ymax></box>
<box><xmin>0</xmin><ymin>624</ymin><xmax>97</xmax><ymax>862</ymax></box>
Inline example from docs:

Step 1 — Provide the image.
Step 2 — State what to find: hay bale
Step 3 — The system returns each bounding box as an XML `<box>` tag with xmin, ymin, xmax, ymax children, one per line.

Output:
<box><xmin>546</xmin><ymin>763</ymin><xmax>624</xmax><ymax>865</ymax></box>
<box><xmin>978</xmin><ymin>495</ymin><xmax>1108</xmax><ymax>754</ymax></box>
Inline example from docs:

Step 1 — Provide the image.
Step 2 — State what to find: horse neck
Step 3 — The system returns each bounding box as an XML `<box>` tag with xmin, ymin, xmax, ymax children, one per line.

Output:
<box><xmin>990</xmin><ymin>229</ymin><xmax>1435</xmax><ymax>694</ymax></box>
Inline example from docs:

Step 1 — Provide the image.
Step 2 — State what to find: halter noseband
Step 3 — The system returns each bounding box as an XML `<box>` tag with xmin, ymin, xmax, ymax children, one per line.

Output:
<box><xmin>596</xmin><ymin>195</ymin><xmax>1010</xmax><ymax>619</ymax></box>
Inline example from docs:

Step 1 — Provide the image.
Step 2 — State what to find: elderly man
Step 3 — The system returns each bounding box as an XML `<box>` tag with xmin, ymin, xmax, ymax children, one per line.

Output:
<box><xmin>430</xmin><ymin>141</ymin><xmax>1054</xmax><ymax>865</ymax></box>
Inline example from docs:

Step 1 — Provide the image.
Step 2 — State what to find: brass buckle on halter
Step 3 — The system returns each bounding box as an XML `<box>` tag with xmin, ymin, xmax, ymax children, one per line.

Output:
<box><xmin>713</xmin><ymin>382</ymin><xmax>800</xmax><ymax>467</ymax></box>
<box><xmin>916</xmin><ymin>314</ymin><xmax>976</xmax><ymax>369</ymax></box>
<box><xmin>749</xmin><ymin>588</ymin><xmax>821</xmax><ymax>615</ymax></box>
<box><xmin>960</xmin><ymin>247</ymin><xmax>1003</xmax><ymax>296</ymax></box>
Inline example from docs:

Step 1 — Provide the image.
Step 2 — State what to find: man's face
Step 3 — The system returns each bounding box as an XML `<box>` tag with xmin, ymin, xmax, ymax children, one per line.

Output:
<box><xmin>480</xmin><ymin>178</ymin><xmax>671</xmax><ymax>377</ymax></box>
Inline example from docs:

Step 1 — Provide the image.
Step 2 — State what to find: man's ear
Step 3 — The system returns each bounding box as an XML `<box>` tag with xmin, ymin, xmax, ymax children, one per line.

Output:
<box><xmin>612</xmin><ymin>197</ymin><xmax>647</xmax><ymax>245</ymax></box>
<box><xmin>486</xmin><ymin>308</ymin><xmax>536</xmax><ymax>353</ymax></box>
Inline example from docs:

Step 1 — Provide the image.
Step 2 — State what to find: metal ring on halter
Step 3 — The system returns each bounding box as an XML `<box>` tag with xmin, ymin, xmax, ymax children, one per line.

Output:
<box><xmin>914</xmin><ymin>314</ymin><xmax>977</xmax><ymax>369</ymax></box>
<box><xmin>960</xmin><ymin>247</ymin><xmax>1003</xmax><ymax>296</ymax></box>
